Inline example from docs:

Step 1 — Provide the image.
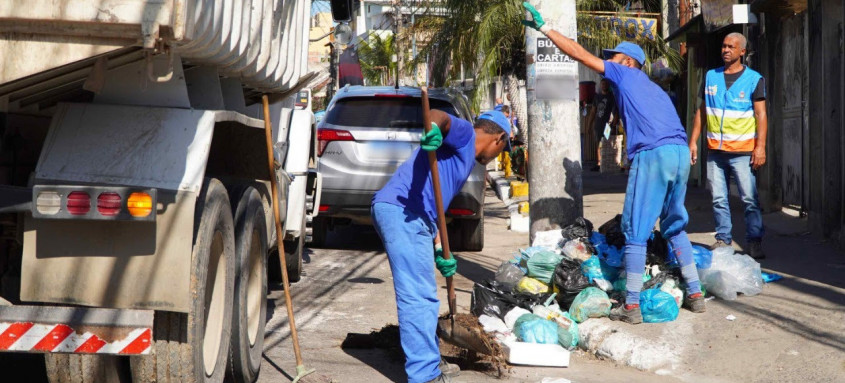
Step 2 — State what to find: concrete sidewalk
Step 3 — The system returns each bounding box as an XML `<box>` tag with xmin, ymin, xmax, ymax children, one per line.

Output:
<box><xmin>488</xmin><ymin>170</ymin><xmax>845</xmax><ymax>382</ymax></box>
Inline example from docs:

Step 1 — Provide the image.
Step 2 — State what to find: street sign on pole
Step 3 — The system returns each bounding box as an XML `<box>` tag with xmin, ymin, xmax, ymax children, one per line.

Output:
<box><xmin>525</xmin><ymin>0</ymin><xmax>583</xmax><ymax>241</ymax></box>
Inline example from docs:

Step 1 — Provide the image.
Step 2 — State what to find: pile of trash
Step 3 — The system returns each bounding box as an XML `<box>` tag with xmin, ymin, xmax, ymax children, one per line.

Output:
<box><xmin>468</xmin><ymin>215</ymin><xmax>771</xmax><ymax>367</ymax></box>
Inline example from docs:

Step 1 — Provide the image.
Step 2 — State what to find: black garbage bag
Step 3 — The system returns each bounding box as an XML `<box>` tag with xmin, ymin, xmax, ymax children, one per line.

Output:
<box><xmin>598</xmin><ymin>215</ymin><xmax>626</xmax><ymax>248</ymax></box>
<box><xmin>553</xmin><ymin>257</ymin><xmax>592</xmax><ymax>310</ymax></box>
<box><xmin>561</xmin><ymin>217</ymin><xmax>595</xmax><ymax>242</ymax></box>
<box><xmin>646</xmin><ymin>230</ymin><xmax>670</xmax><ymax>269</ymax></box>
<box><xmin>470</xmin><ymin>280</ymin><xmax>551</xmax><ymax>319</ymax></box>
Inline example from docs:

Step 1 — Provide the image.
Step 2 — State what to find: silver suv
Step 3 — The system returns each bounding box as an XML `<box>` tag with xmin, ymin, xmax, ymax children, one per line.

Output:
<box><xmin>313</xmin><ymin>86</ymin><xmax>486</xmax><ymax>251</ymax></box>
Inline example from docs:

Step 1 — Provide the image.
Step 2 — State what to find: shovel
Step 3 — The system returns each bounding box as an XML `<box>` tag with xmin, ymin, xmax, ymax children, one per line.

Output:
<box><xmin>420</xmin><ymin>87</ymin><xmax>495</xmax><ymax>356</ymax></box>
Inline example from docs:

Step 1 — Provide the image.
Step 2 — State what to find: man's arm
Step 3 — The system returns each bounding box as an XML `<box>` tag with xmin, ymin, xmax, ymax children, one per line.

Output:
<box><xmin>430</xmin><ymin>109</ymin><xmax>452</xmax><ymax>136</ymax></box>
<box><xmin>522</xmin><ymin>2</ymin><xmax>604</xmax><ymax>74</ymax></box>
<box><xmin>689</xmin><ymin>103</ymin><xmax>705</xmax><ymax>165</ymax></box>
<box><xmin>751</xmin><ymin>99</ymin><xmax>768</xmax><ymax>170</ymax></box>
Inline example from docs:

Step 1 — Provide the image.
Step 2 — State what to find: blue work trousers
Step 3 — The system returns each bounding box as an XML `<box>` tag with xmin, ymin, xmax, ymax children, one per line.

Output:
<box><xmin>706</xmin><ymin>151</ymin><xmax>765</xmax><ymax>243</ymax></box>
<box><xmin>371</xmin><ymin>202</ymin><xmax>441</xmax><ymax>383</ymax></box>
<box><xmin>621</xmin><ymin>145</ymin><xmax>700</xmax><ymax>304</ymax></box>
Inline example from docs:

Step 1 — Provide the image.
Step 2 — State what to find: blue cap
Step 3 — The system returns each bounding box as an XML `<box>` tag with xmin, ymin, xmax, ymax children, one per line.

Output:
<box><xmin>477</xmin><ymin>110</ymin><xmax>512</xmax><ymax>152</ymax></box>
<box><xmin>603</xmin><ymin>41</ymin><xmax>646</xmax><ymax>66</ymax></box>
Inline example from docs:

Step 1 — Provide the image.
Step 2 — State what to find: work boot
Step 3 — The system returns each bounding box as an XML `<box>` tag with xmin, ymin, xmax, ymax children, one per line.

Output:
<box><xmin>425</xmin><ymin>374</ymin><xmax>451</xmax><ymax>383</ymax></box>
<box><xmin>711</xmin><ymin>240</ymin><xmax>731</xmax><ymax>251</ymax></box>
<box><xmin>748</xmin><ymin>241</ymin><xmax>766</xmax><ymax>260</ymax></box>
<box><xmin>609</xmin><ymin>304</ymin><xmax>643</xmax><ymax>324</ymax></box>
<box><xmin>439</xmin><ymin>358</ymin><xmax>460</xmax><ymax>378</ymax></box>
<box><xmin>683</xmin><ymin>293</ymin><xmax>706</xmax><ymax>313</ymax></box>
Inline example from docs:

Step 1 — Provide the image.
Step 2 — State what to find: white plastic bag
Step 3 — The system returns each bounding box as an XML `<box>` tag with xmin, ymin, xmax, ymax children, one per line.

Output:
<box><xmin>532</xmin><ymin>230</ymin><xmax>564</xmax><ymax>249</ymax></box>
<box><xmin>504</xmin><ymin>307</ymin><xmax>532</xmax><ymax>330</ymax></box>
<box><xmin>698</xmin><ymin>251</ymin><xmax>763</xmax><ymax>300</ymax></box>
<box><xmin>563</xmin><ymin>238</ymin><xmax>592</xmax><ymax>262</ymax></box>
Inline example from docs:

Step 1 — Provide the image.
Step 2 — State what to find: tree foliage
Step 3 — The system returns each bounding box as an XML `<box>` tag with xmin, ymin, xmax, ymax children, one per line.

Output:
<box><xmin>357</xmin><ymin>32</ymin><xmax>397</xmax><ymax>86</ymax></box>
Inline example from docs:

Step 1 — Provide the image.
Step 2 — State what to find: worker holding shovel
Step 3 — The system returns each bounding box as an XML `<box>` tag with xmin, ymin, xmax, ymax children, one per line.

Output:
<box><xmin>371</xmin><ymin>107</ymin><xmax>511</xmax><ymax>383</ymax></box>
<box><xmin>522</xmin><ymin>2</ymin><xmax>706</xmax><ymax>324</ymax></box>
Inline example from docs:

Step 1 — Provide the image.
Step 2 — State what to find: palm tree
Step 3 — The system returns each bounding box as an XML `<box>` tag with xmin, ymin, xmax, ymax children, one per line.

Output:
<box><xmin>357</xmin><ymin>32</ymin><xmax>397</xmax><ymax>86</ymax></box>
<box><xmin>414</xmin><ymin>0</ymin><xmax>681</xmax><ymax>112</ymax></box>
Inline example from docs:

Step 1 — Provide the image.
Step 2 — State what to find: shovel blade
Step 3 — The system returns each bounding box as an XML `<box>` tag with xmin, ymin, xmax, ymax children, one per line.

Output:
<box><xmin>437</xmin><ymin>318</ymin><xmax>495</xmax><ymax>356</ymax></box>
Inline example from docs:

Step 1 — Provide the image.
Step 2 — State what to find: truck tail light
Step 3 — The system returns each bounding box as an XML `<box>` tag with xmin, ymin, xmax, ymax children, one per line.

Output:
<box><xmin>127</xmin><ymin>192</ymin><xmax>153</xmax><ymax>217</ymax></box>
<box><xmin>318</xmin><ymin>205</ymin><xmax>330</xmax><ymax>213</ymax></box>
<box><xmin>317</xmin><ymin>129</ymin><xmax>355</xmax><ymax>157</ymax></box>
<box><xmin>97</xmin><ymin>193</ymin><xmax>122</xmax><ymax>216</ymax></box>
<box><xmin>36</xmin><ymin>191</ymin><xmax>62</xmax><ymax>215</ymax></box>
<box><xmin>447</xmin><ymin>208</ymin><xmax>474</xmax><ymax>216</ymax></box>
<box><xmin>66</xmin><ymin>192</ymin><xmax>91</xmax><ymax>215</ymax></box>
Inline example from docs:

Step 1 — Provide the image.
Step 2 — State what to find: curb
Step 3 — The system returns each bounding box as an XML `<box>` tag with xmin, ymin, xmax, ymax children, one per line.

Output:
<box><xmin>577</xmin><ymin>319</ymin><xmax>684</xmax><ymax>373</ymax></box>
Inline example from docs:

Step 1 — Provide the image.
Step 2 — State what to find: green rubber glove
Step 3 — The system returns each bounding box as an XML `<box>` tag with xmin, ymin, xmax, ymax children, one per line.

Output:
<box><xmin>434</xmin><ymin>246</ymin><xmax>458</xmax><ymax>278</ymax></box>
<box><xmin>521</xmin><ymin>2</ymin><xmax>548</xmax><ymax>33</ymax></box>
<box><xmin>420</xmin><ymin>123</ymin><xmax>443</xmax><ymax>151</ymax></box>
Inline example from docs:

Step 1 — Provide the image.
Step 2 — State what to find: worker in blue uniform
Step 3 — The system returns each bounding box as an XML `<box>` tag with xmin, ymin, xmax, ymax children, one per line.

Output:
<box><xmin>522</xmin><ymin>2</ymin><xmax>706</xmax><ymax>324</ymax></box>
<box><xmin>371</xmin><ymin>109</ymin><xmax>511</xmax><ymax>382</ymax></box>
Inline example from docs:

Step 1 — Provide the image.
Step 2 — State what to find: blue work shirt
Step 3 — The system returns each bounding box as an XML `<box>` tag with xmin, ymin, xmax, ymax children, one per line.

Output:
<box><xmin>372</xmin><ymin>114</ymin><xmax>476</xmax><ymax>226</ymax></box>
<box><xmin>603</xmin><ymin>61</ymin><xmax>687</xmax><ymax>161</ymax></box>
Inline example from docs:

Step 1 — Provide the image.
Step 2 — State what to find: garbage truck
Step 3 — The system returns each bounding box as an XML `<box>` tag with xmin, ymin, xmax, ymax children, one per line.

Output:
<box><xmin>0</xmin><ymin>1</ymin><xmax>322</xmax><ymax>382</ymax></box>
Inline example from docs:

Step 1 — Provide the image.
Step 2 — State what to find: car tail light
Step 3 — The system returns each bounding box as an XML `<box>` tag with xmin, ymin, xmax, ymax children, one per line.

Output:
<box><xmin>97</xmin><ymin>192</ymin><xmax>122</xmax><ymax>216</ymax></box>
<box><xmin>127</xmin><ymin>192</ymin><xmax>153</xmax><ymax>217</ymax></box>
<box><xmin>447</xmin><ymin>208</ymin><xmax>474</xmax><ymax>216</ymax></box>
<box><xmin>319</xmin><ymin>205</ymin><xmax>330</xmax><ymax>213</ymax></box>
<box><xmin>66</xmin><ymin>191</ymin><xmax>91</xmax><ymax>215</ymax></box>
<box><xmin>317</xmin><ymin>129</ymin><xmax>355</xmax><ymax>156</ymax></box>
<box><xmin>36</xmin><ymin>191</ymin><xmax>62</xmax><ymax>215</ymax></box>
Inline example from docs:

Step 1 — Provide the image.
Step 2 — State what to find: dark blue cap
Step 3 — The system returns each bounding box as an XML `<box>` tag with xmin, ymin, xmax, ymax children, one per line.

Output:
<box><xmin>477</xmin><ymin>110</ymin><xmax>512</xmax><ymax>152</ymax></box>
<box><xmin>603</xmin><ymin>41</ymin><xmax>646</xmax><ymax>66</ymax></box>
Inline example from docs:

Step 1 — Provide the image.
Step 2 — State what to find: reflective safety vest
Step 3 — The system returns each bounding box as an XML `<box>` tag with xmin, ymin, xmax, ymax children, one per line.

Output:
<box><xmin>703</xmin><ymin>66</ymin><xmax>761</xmax><ymax>152</ymax></box>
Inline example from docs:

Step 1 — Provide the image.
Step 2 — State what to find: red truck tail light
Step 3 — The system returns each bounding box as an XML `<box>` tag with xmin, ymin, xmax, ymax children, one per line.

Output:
<box><xmin>447</xmin><ymin>208</ymin><xmax>474</xmax><ymax>216</ymax></box>
<box><xmin>97</xmin><ymin>192</ymin><xmax>122</xmax><ymax>216</ymax></box>
<box><xmin>318</xmin><ymin>205</ymin><xmax>330</xmax><ymax>213</ymax></box>
<box><xmin>317</xmin><ymin>129</ymin><xmax>355</xmax><ymax>157</ymax></box>
<box><xmin>66</xmin><ymin>191</ymin><xmax>91</xmax><ymax>215</ymax></box>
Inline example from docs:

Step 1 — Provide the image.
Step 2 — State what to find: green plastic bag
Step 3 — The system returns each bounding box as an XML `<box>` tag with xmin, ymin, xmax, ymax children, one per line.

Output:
<box><xmin>556</xmin><ymin>312</ymin><xmax>580</xmax><ymax>349</ymax></box>
<box><xmin>526</xmin><ymin>250</ymin><xmax>564</xmax><ymax>284</ymax></box>
<box><xmin>569</xmin><ymin>287</ymin><xmax>612</xmax><ymax>323</ymax></box>
<box><xmin>513</xmin><ymin>314</ymin><xmax>559</xmax><ymax>344</ymax></box>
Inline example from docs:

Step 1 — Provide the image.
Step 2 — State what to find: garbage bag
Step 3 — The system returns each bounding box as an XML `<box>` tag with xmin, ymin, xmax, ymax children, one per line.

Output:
<box><xmin>563</xmin><ymin>238</ymin><xmax>593</xmax><ymax>262</ymax></box>
<box><xmin>526</xmin><ymin>250</ymin><xmax>564</xmax><ymax>284</ymax></box>
<box><xmin>559</xmin><ymin>312</ymin><xmax>580</xmax><ymax>349</ymax></box>
<box><xmin>532</xmin><ymin>230</ymin><xmax>564</xmax><ymax>249</ymax></box>
<box><xmin>692</xmin><ymin>245</ymin><xmax>713</xmax><ymax>269</ymax></box>
<box><xmin>698</xmin><ymin>251</ymin><xmax>764</xmax><ymax>300</ymax></box>
<box><xmin>516</xmin><ymin>277</ymin><xmax>552</xmax><ymax>295</ymax></box>
<box><xmin>561</xmin><ymin>217</ymin><xmax>594</xmax><ymax>242</ymax></box>
<box><xmin>513</xmin><ymin>314</ymin><xmax>560</xmax><ymax>344</ymax></box>
<box><xmin>599</xmin><ymin>256</ymin><xmax>622</xmax><ymax>282</ymax></box>
<box><xmin>598</xmin><ymin>215</ymin><xmax>626</xmax><ymax>248</ymax></box>
<box><xmin>660</xmin><ymin>279</ymin><xmax>684</xmax><ymax>307</ymax></box>
<box><xmin>471</xmin><ymin>281</ymin><xmax>549</xmax><ymax>319</ymax></box>
<box><xmin>495</xmin><ymin>261</ymin><xmax>525</xmax><ymax>291</ymax></box>
<box><xmin>553</xmin><ymin>257</ymin><xmax>592</xmax><ymax>309</ymax></box>
<box><xmin>640</xmin><ymin>289</ymin><xmax>679</xmax><ymax>323</ymax></box>
<box><xmin>568</xmin><ymin>287</ymin><xmax>612</xmax><ymax>322</ymax></box>
<box><xmin>647</xmin><ymin>231</ymin><xmax>670</xmax><ymax>269</ymax></box>
<box><xmin>504</xmin><ymin>307</ymin><xmax>532</xmax><ymax>329</ymax></box>
<box><xmin>581</xmin><ymin>256</ymin><xmax>604</xmax><ymax>282</ymax></box>
<box><xmin>597</xmin><ymin>242</ymin><xmax>624</xmax><ymax>268</ymax></box>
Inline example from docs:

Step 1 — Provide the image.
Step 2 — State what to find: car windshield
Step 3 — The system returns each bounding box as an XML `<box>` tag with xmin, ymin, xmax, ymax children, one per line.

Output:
<box><xmin>324</xmin><ymin>97</ymin><xmax>460</xmax><ymax>128</ymax></box>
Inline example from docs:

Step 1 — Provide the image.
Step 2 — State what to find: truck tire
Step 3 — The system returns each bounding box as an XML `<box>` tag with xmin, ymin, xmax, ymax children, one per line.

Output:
<box><xmin>130</xmin><ymin>178</ymin><xmax>235</xmax><ymax>383</ymax></box>
<box><xmin>46</xmin><ymin>354</ymin><xmax>129</xmax><ymax>383</ymax></box>
<box><xmin>227</xmin><ymin>186</ymin><xmax>268</xmax><ymax>383</ymax></box>
<box><xmin>310</xmin><ymin>216</ymin><xmax>328</xmax><ymax>248</ymax></box>
<box><xmin>283</xmin><ymin>207</ymin><xmax>306</xmax><ymax>283</ymax></box>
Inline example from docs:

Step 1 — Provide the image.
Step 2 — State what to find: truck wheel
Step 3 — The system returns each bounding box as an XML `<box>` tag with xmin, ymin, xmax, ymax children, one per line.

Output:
<box><xmin>227</xmin><ymin>186</ymin><xmax>268</xmax><ymax>383</ymax></box>
<box><xmin>458</xmin><ymin>214</ymin><xmax>485</xmax><ymax>252</ymax></box>
<box><xmin>283</xmin><ymin>209</ymin><xmax>306</xmax><ymax>283</ymax></box>
<box><xmin>131</xmin><ymin>178</ymin><xmax>235</xmax><ymax>383</ymax></box>
<box><xmin>46</xmin><ymin>354</ymin><xmax>129</xmax><ymax>383</ymax></box>
<box><xmin>310</xmin><ymin>216</ymin><xmax>328</xmax><ymax>248</ymax></box>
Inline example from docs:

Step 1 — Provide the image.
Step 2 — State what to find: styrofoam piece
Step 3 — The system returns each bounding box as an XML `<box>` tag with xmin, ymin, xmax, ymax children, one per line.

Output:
<box><xmin>510</xmin><ymin>214</ymin><xmax>530</xmax><ymax>232</ymax></box>
<box><xmin>502</xmin><ymin>341</ymin><xmax>571</xmax><ymax>367</ymax></box>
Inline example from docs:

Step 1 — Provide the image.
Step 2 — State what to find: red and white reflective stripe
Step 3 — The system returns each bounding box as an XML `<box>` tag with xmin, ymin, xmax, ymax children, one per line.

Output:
<box><xmin>0</xmin><ymin>322</ymin><xmax>151</xmax><ymax>355</ymax></box>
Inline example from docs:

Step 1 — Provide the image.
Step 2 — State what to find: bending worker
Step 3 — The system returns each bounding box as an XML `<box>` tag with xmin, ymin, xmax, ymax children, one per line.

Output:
<box><xmin>522</xmin><ymin>2</ymin><xmax>705</xmax><ymax>324</ymax></box>
<box><xmin>371</xmin><ymin>108</ymin><xmax>511</xmax><ymax>382</ymax></box>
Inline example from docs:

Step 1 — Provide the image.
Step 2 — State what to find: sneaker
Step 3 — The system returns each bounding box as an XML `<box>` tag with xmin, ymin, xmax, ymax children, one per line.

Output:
<box><xmin>425</xmin><ymin>374</ymin><xmax>451</xmax><ymax>383</ymax></box>
<box><xmin>439</xmin><ymin>358</ymin><xmax>460</xmax><ymax>378</ymax></box>
<box><xmin>609</xmin><ymin>304</ymin><xmax>643</xmax><ymax>324</ymax></box>
<box><xmin>748</xmin><ymin>241</ymin><xmax>766</xmax><ymax>259</ymax></box>
<box><xmin>683</xmin><ymin>293</ymin><xmax>706</xmax><ymax>313</ymax></box>
<box><xmin>711</xmin><ymin>240</ymin><xmax>731</xmax><ymax>250</ymax></box>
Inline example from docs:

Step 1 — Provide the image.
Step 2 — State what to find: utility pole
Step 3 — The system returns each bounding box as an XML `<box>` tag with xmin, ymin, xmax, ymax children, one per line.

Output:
<box><xmin>525</xmin><ymin>0</ymin><xmax>582</xmax><ymax>241</ymax></box>
<box><xmin>393</xmin><ymin>0</ymin><xmax>403</xmax><ymax>86</ymax></box>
